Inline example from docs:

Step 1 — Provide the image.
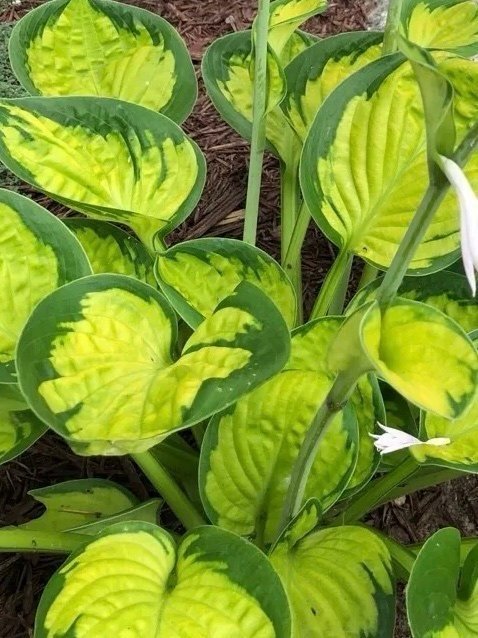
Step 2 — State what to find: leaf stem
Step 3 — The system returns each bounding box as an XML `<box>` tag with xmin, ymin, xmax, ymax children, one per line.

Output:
<box><xmin>382</xmin><ymin>0</ymin><xmax>404</xmax><ymax>54</ymax></box>
<box><xmin>358</xmin><ymin>262</ymin><xmax>379</xmax><ymax>290</ymax></box>
<box><xmin>281</xmin><ymin>161</ymin><xmax>304</xmax><ymax>324</ymax></box>
<box><xmin>309</xmin><ymin>249</ymin><xmax>353</xmax><ymax>319</ymax></box>
<box><xmin>243</xmin><ymin>0</ymin><xmax>271</xmax><ymax>246</ymax></box>
<box><xmin>0</xmin><ymin>528</ymin><xmax>86</xmax><ymax>554</ymax></box>
<box><xmin>132</xmin><ymin>451</ymin><xmax>206</xmax><ymax>529</ymax></box>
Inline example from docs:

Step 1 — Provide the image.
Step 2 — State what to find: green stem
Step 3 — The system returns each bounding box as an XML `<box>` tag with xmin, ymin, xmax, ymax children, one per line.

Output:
<box><xmin>382</xmin><ymin>0</ymin><xmax>404</xmax><ymax>54</ymax></box>
<box><xmin>278</xmin><ymin>368</ymin><xmax>364</xmax><ymax>533</ymax></box>
<box><xmin>132</xmin><ymin>451</ymin><xmax>206</xmax><ymax>529</ymax></box>
<box><xmin>281</xmin><ymin>161</ymin><xmax>303</xmax><ymax>323</ymax></box>
<box><xmin>310</xmin><ymin>249</ymin><xmax>353</xmax><ymax>320</ymax></box>
<box><xmin>243</xmin><ymin>0</ymin><xmax>270</xmax><ymax>245</ymax></box>
<box><xmin>332</xmin><ymin>457</ymin><xmax>419</xmax><ymax>525</ymax></box>
<box><xmin>0</xmin><ymin>528</ymin><xmax>86</xmax><ymax>554</ymax></box>
<box><xmin>358</xmin><ymin>262</ymin><xmax>379</xmax><ymax>290</ymax></box>
<box><xmin>329</xmin><ymin>255</ymin><xmax>353</xmax><ymax>315</ymax></box>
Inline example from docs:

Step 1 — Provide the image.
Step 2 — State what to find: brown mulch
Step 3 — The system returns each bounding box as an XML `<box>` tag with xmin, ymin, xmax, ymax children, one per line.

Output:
<box><xmin>0</xmin><ymin>1</ymin><xmax>476</xmax><ymax>637</ymax></box>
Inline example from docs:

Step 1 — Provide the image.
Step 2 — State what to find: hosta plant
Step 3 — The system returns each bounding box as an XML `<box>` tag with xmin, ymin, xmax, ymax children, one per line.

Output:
<box><xmin>0</xmin><ymin>0</ymin><xmax>478</xmax><ymax>636</ymax></box>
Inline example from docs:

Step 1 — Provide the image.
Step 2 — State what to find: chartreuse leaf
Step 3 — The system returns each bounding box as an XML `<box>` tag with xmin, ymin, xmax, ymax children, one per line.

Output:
<box><xmin>300</xmin><ymin>54</ymin><xmax>478</xmax><ymax>272</ymax></box>
<box><xmin>202</xmin><ymin>30</ymin><xmax>293</xmax><ymax>160</ymax></box>
<box><xmin>282</xmin><ymin>31</ymin><xmax>383</xmax><ymax>141</ymax></box>
<box><xmin>350</xmin><ymin>270</ymin><xmax>478</xmax><ymax>334</ymax></box>
<box><xmin>0</xmin><ymin>188</ymin><xmax>91</xmax><ymax>384</ymax></box>
<box><xmin>66</xmin><ymin>218</ymin><xmax>155</xmax><ymax>285</ymax></box>
<box><xmin>20</xmin><ymin>479</ymin><xmax>138</xmax><ymax>532</ymax></box>
<box><xmin>360</xmin><ymin>299</ymin><xmax>478</xmax><ymax>419</ymax></box>
<box><xmin>267</xmin><ymin>0</ymin><xmax>327</xmax><ymax>56</ymax></box>
<box><xmin>16</xmin><ymin>275</ymin><xmax>290</xmax><ymax>455</ymax></box>
<box><xmin>411</xmin><ymin>335</ymin><xmax>478</xmax><ymax>471</ymax></box>
<box><xmin>34</xmin><ymin>522</ymin><xmax>292</xmax><ymax>638</ymax></box>
<box><xmin>9</xmin><ymin>0</ymin><xmax>196</xmax><ymax>122</ymax></box>
<box><xmin>401</xmin><ymin>0</ymin><xmax>478</xmax><ymax>56</ymax></box>
<box><xmin>200</xmin><ymin>316</ymin><xmax>384</xmax><ymax>544</ymax></box>
<box><xmin>0</xmin><ymin>97</ymin><xmax>206</xmax><ymax>249</ymax></box>
<box><xmin>155</xmin><ymin>238</ymin><xmax>297</xmax><ymax>329</ymax></box>
<box><xmin>0</xmin><ymin>384</ymin><xmax>46</xmax><ymax>465</ymax></box>
<box><xmin>287</xmin><ymin>318</ymin><xmax>384</xmax><ymax>496</ymax></box>
<box><xmin>407</xmin><ymin>527</ymin><xmax>478</xmax><ymax>637</ymax></box>
<box><xmin>72</xmin><ymin>499</ymin><xmax>162</xmax><ymax>535</ymax></box>
<box><xmin>269</xmin><ymin>500</ymin><xmax>395</xmax><ymax>637</ymax></box>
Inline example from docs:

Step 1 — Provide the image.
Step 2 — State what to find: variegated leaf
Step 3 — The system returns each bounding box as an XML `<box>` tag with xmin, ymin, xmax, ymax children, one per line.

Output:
<box><xmin>0</xmin><ymin>384</ymin><xmax>46</xmax><ymax>465</ymax></box>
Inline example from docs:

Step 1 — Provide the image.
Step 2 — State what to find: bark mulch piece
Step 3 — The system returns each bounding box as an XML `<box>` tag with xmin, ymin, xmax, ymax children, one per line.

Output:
<box><xmin>0</xmin><ymin>1</ymin><xmax>475</xmax><ymax>636</ymax></box>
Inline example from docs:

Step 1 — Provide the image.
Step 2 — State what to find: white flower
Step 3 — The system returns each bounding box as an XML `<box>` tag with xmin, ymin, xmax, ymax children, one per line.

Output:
<box><xmin>371</xmin><ymin>423</ymin><xmax>450</xmax><ymax>455</ymax></box>
<box><xmin>439</xmin><ymin>155</ymin><xmax>478</xmax><ymax>296</ymax></box>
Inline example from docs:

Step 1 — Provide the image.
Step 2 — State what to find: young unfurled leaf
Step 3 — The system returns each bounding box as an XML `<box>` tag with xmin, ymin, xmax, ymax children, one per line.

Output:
<box><xmin>155</xmin><ymin>238</ymin><xmax>297</xmax><ymax>329</ymax></box>
<box><xmin>66</xmin><ymin>219</ymin><xmax>156</xmax><ymax>285</ymax></box>
<box><xmin>9</xmin><ymin>0</ymin><xmax>196</xmax><ymax>122</ymax></box>
<box><xmin>202</xmin><ymin>30</ymin><xmax>293</xmax><ymax>160</ymax></box>
<box><xmin>200</xmin><ymin>317</ymin><xmax>383</xmax><ymax>543</ymax></box>
<box><xmin>360</xmin><ymin>299</ymin><xmax>478</xmax><ymax>419</ymax></box>
<box><xmin>269</xmin><ymin>501</ymin><xmax>395</xmax><ymax>638</ymax></box>
<box><xmin>19</xmin><ymin>479</ymin><xmax>139</xmax><ymax>532</ymax></box>
<box><xmin>0</xmin><ymin>384</ymin><xmax>46</xmax><ymax>465</ymax></box>
<box><xmin>282</xmin><ymin>31</ymin><xmax>383</xmax><ymax>141</ymax></box>
<box><xmin>407</xmin><ymin>527</ymin><xmax>478</xmax><ymax>637</ymax></box>
<box><xmin>0</xmin><ymin>97</ymin><xmax>206</xmax><ymax>249</ymax></box>
<box><xmin>16</xmin><ymin>275</ymin><xmax>290</xmax><ymax>455</ymax></box>
<box><xmin>350</xmin><ymin>270</ymin><xmax>478</xmax><ymax>334</ymax></box>
<box><xmin>301</xmin><ymin>55</ymin><xmax>478</xmax><ymax>272</ymax></box>
<box><xmin>34</xmin><ymin>523</ymin><xmax>292</xmax><ymax>638</ymax></box>
<box><xmin>0</xmin><ymin>189</ymin><xmax>91</xmax><ymax>383</ymax></box>
<box><xmin>401</xmin><ymin>0</ymin><xmax>478</xmax><ymax>56</ymax></box>
<box><xmin>267</xmin><ymin>0</ymin><xmax>327</xmax><ymax>56</ymax></box>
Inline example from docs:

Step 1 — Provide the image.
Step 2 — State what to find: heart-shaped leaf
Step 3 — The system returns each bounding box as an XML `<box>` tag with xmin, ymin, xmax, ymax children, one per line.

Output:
<box><xmin>9</xmin><ymin>0</ymin><xmax>196</xmax><ymax>122</ymax></box>
<box><xmin>20</xmin><ymin>479</ymin><xmax>139</xmax><ymax>532</ymax></box>
<box><xmin>360</xmin><ymin>299</ymin><xmax>478</xmax><ymax>419</ymax></box>
<box><xmin>0</xmin><ymin>188</ymin><xmax>91</xmax><ymax>383</ymax></box>
<box><xmin>200</xmin><ymin>317</ymin><xmax>383</xmax><ymax>544</ymax></box>
<box><xmin>401</xmin><ymin>0</ymin><xmax>478</xmax><ymax>56</ymax></box>
<box><xmin>407</xmin><ymin>527</ymin><xmax>478</xmax><ymax>637</ymax></box>
<box><xmin>267</xmin><ymin>0</ymin><xmax>327</xmax><ymax>56</ymax></box>
<box><xmin>66</xmin><ymin>219</ymin><xmax>155</xmax><ymax>285</ymax></box>
<box><xmin>35</xmin><ymin>523</ymin><xmax>292</xmax><ymax>638</ymax></box>
<box><xmin>0</xmin><ymin>384</ymin><xmax>46</xmax><ymax>465</ymax></box>
<box><xmin>282</xmin><ymin>31</ymin><xmax>383</xmax><ymax>141</ymax></box>
<box><xmin>0</xmin><ymin>97</ymin><xmax>206</xmax><ymax>249</ymax></box>
<box><xmin>300</xmin><ymin>54</ymin><xmax>478</xmax><ymax>272</ymax></box>
<box><xmin>350</xmin><ymin>270</ymin><xmax>478</xmax><ymax>334</ymax></box>
<box><xmin>155</xmin><ymin>238</ymin><xmax>297</xmax><ymax>329</ymax></box>
<box><xmin>16</xmin><ymin>275</ymin><xmax>290</xmax><ymax>455</ymax></box>
<box><xmin>269</xmin><ymin>501</ymin><xmax>395</xmax><ymax>637</ymax></box>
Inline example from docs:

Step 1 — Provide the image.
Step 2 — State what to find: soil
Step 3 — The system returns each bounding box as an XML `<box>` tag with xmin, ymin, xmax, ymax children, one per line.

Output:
<box><xmin>0</xmin><ymin>1</ymin><xmax>476</xmax><ymax>636</ymax></box>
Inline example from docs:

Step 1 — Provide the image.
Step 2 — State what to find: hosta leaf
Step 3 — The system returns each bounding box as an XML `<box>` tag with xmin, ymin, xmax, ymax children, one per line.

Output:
<box><xmin>9</xmin><ymin>0</ymin><xmax>196</xmax><ymax>122</ymax></box>
<box><xmin>155</xmin><ymin>238</ymin><xmax>297</xmax><ymax>329</ymax></box>
<box><xmin>412</xmin><ymin>335</ymin><xmax>478</xmax><ymax>471</ymax></box>
<box><xmin>202</xmin><ymin>30</ymin><xmax>296</xmax><ymax>161</ymax></box>
<box><xmin>35</xmin><ymin>523</ymin><xmax>292</xmax><ymax>638</ymax></box>
<box><xmin>73</xmin><ymin>499</ymin><xmax>162</xmax><ymax>535</ymax></box>
<box><xmin>350</xmin><ymin>270</ymin><xmax>478</xmax><ymax>334</ymax></box>
<box><xmin>20</xmin><ymin>479</ymin><xmax>138</xmax><ymax>532</ymax></box>
<box><xmin>360</xmin><ymin>299</ymin><xmax>478</xmax><ymax>419</ymax></box>
<box><xmin>16</xmin><ymin>275</ymin><xmax>290</xmax><ymax>455</ymax></box>
<box><xmin>267</xmin><ymin>0</ymin><xmax>327</xmax><ymax>56</ymax></box>
<box><xmin>282</xmin><ymin>31</ymin><xmax>383</xmax><ymax>141</ymax></box>
<box><xmin>269</xmin><ymin>501</ymin><xmax>395</xmax><ymax>638</ymax></box>
<box><xmin>407</xmin><ymin>527</ymin><xmax>478</xmax><ymax>637</ymax></box>
<box><xmin>0</xmin><ymin>97</ymin><xmax>206</xmax><ymax>249</ymax></box>
<box><xmin>401</xmin><ymin>0</ymin><xmax>478</xmax><ymax>56</ymax></box>
<box><xmin>300</xmin><ymin>54</ymin><xmax>478</xmax><ymax>272</ymax></box>
<box><xmin>200</xmin><ymin>317</ymin><xmax>383</xmax><ymax>544</ymax></box>
<box><xmin>0</xmin><ymin>384</ymin><xmax>46</xmax><ymax>465</ymax></box>
<box><xmin>0</xmin><ymin>188</ymin><xmax>91</xmax><ymax>383</ymax></box>
<box><xmin>66</xmin><ymin>218</ymin><xmax>155</xmax><ymax>285</ymax></box>
<box><xmin>287</xmin><ymin>318</ymin><xmax>384</xmax><ymax>495</ymax></box>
